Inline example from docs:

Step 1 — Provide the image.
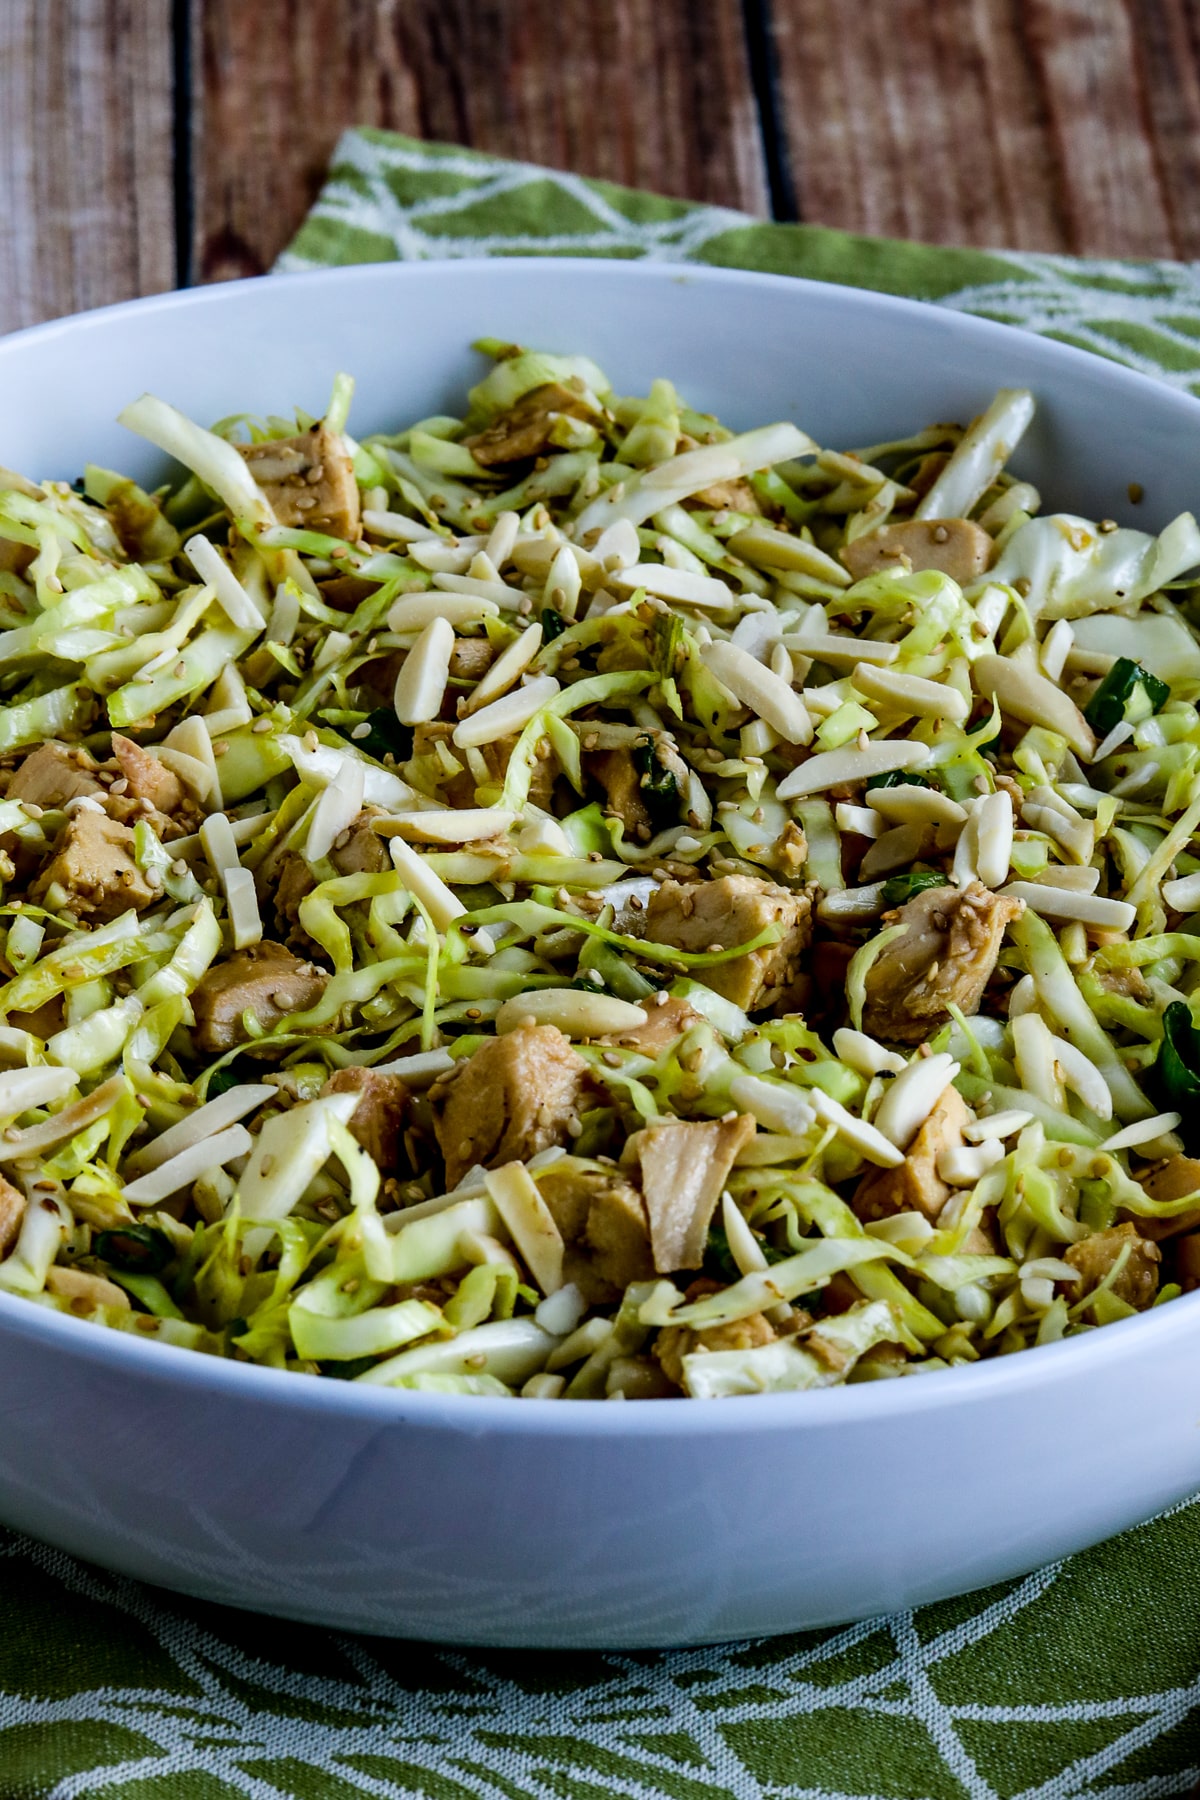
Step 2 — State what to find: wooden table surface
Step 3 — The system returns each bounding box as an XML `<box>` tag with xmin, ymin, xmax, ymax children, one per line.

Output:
<box><xmin>3</xmin><ymin>0</ymin><xmax>1200</xmax><ymax>337</ymax></box>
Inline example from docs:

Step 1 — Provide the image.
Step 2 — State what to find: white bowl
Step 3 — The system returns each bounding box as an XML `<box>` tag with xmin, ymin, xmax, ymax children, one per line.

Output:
<box><xmin>2</xmin><ymin>260</ymin><xmax>1199</xmax><ymax>1649</ymax></box>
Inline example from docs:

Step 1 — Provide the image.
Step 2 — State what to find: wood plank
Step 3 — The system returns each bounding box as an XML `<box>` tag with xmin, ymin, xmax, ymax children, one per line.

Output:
<box><xmin>0</xmin><ymin>0</ymin><xmax>176</xmax><ymax>333</ymax></box>
<box><xmin>767</xmin><ymin>0</ymin><xmax>1200</xmax><ymax>257</ymax></box>
<box><xmin>193</xmin><ymin>0</ymin><xmax>768</xmax><ymax>285</ymax></box>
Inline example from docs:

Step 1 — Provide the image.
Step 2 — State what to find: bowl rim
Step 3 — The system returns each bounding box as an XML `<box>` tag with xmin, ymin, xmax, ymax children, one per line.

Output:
<box><xmin>2</xmin><ymin>255</ymin><xmax>1199</xmax><ymax>1431</ymax></box>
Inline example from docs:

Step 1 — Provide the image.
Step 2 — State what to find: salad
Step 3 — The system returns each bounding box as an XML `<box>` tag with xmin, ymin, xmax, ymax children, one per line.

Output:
<box><xmin>1</xmin><ymin>347</ymin><xmax>1200</xmax><ymax>1400</ymax></box>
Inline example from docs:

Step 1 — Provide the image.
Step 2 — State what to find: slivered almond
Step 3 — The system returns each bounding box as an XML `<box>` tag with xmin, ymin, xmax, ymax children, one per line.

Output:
<box><xmin>387</xmin><ymin>593</ymin><xmax>499</xmax><ymax>632</ymax></box>
<box><xmin>452</xmin><ymin>675</ymin><xmax>560</xmax><ymax>749</ymax></box>
<box><xmin>389</xmin><ymin>837</ymin><xmax>466</xmax><ymax>931</ymax></box>
<box><xmin>873</xmin><ymin>1053</ymin><xmax>959</xmax><ymax>1150</ymax></box>
<box><xmin>466</xmin><ymin>622</ymin><xmax>543</xmax><ymax>713</ymax></box>
<box><xmin>543</xmin><ymin>542</ymin><xmax>582</xmax><ymax>619</ymax></box>
<box><xmin>122</xmin><ymin>1123</ymin><xmax>254</xmax><ymax>1205</ymax></box>
<box><xmin>362</xmin><ymin>508</ymin><xmax>442</xmax><ymax>544</ymax></box>
<box><xmin>127</xmin><ymin>1082</ymin><xmax>274</xmax><ymax>1174</ymax></box>
<box><xmin>199</xmin><ymin>811</ymin><xmax>241</xmax><ymax>877</ymax></box>
<box><xmin>776</xmin><ymin>738</ymin><xmax>931</xmax><ymax>801</ymax></box>
<box><xmin>700</xmin><ymin>639</ymin><xmax>813</xmax><ymax>744</ymax></box>
<box><xmin>393</xmin><ymin>616</ymin><xmax>454</xmax><ymax>725</ymax></box>
<box><xmin>729</xmin><ymin>524</ymin><xmax>851</xmax><ymax>586</ymax></box>
<box><xmin>866</xmin><ymin>786</ymin><xmax>967</xmax><ymax>827</ymax></box>
<box><xmin>783</xmin><ymin>629</ymin><xmax>899</xmax><ymax>667</ymax></box>
<box><xmin>495</xmin><ymin>989</ymin><xmax>647</xmax><ymax>1038</ymax></box>
<box><xmin>611</xmin><ymin>564</ymin><xmax>736</xmax><ymax>609</ymax></box>
<box><xmin>224</xmin><ymin>866</ymin><xmax>263</xmax><ymax>948</ymax></box>
<box><xmin>185</xmin><ymin>534</ymin><xmax>264</xmax><ymax>630</ymax></box>
<box><xmin>388</xmin><ymin>808</ymin><xmax>515</xmax><ymax>844</ymax></box>
<box><xmin>851</xmin><ymin>662</ymin><xmax>969</xmax><ymax>723</ymax></box>
<box><xmin>810</xmin><ymin>1089</ymin><xmax>904</xmax><ymax>1167</ymax></box>
<box><xmin>974</xmin><ymin>653</ymin><xmax>1096</xmax><ymax>760</ymax></box>
<box><xmin>1000</xmin><ymin>881</ymin><xmax>1133</xmax><ymax>930</ymax></box>
<box><xmin>306</xmin><ymin>758</ymin><xmax>365</xmax><ymax>863</ymax></box>
<box><xmin>432</xmin><ymin>572</ymin><xmax>528</xmax><ymax>607</ymax></box>
<box><xmin>484</xmin><ymin>511</ymin><xmax>520</xmax><ymax>569</ymax></box>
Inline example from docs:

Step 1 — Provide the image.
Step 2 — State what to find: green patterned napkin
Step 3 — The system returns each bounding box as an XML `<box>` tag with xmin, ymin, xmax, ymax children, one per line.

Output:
<box><xmin>3</xmin><ymin>132</ymin><xmax>1200</xmax><ymax>1799</ymax></box>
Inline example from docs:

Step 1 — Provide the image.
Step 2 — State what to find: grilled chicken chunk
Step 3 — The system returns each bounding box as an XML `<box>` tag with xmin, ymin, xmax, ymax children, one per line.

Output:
<box><xmin>1064</xmin><ymin>1222</ymin><xmax>1160</xmax><ymax>1311</ymax></box>
<box><xmin>32</xmin><ymin>811</ymin><xmax>156</xmax><ymax>921</ymax></box>
<box><xmin>8</xmin><ymin>742</ymin><xmax>103</xmax><ymax>809</ymax></box>
<box><xmin>191</xmin><ymin>942</ymin><xmax>328</xmax><ymax>1052</ymax></box>
<box><xmin>853</xmin><ymin>1086</ymin><xmax>970</xmax><ymax>1224</ymax></box>
<box><xmin>431</xmin><ymin>1025</ymin><xmax>594</xmax><ymax>1187</ymax></box>
<box><xmin>0</xmin><ymin>1176</ymin><xmax>25</xmax><ymax>1257</ymax></box>
<box><xmin>536</xmin><ymin>1160</ymin><xmax>654</xmax><ymax>1304</ymax></box>
<box><xmin>1134</xmin><ymin>1156</ymin><xmax>1200</xmax><ymax>1240</ymax></box>
<box><xmin>644</xmin><ymin>875</ymin><xmax>813</xmax><ymax>1013</ymax></box>
<box><xmin>840</xmin><ymin>518</ymin><xmax>994</xmax><ymax>585</ymax></box>
<box><xmin>630</xmin><ymin>1113</ymin><xmax>756</xmax><ymax>1272</ymax></box>
<box><xmin>463</xmin><ymin>382</ymin><xmax>596</xmax><ymax>466</ymax></box>
<box><xmin>320</xmin><ymin>1066</ymin><xmax>411</xmax><ymax>1172</ymax></box>
<box><xmin>239</xmin><ymin>424</ymin><xmax>360</xmax><ymax>541</ymax></box>
<box><xmin>110</xmin><ymin>734</ymin><xmax>187</xmax><ymax>818</ymax></box>
<box><xmin>863</xmin><ymin>882</ymin><xmax>1020</xmax><ymax>1044</ymax></box>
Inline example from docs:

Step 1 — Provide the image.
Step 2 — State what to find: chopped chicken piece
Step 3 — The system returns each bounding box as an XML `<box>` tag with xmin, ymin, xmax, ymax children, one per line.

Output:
<box><xmin>191</xmin><ymin>942</ymin><xmax>328</xmax><ymax>1053</ymax></box>
<box><xmin>1133</xmin><ymin>1156</ymin><xmax>1200</xmax><ymax>1240</ymax></box>
<box><xmin>449</xmin><ymin>638</ymin><xmax>497</xmax><ymax>683</ymax></box>
<box><xmin>690</xmin><ymin>478</ymin><xmax>763</xmax><ymax>515</ymax></box>
<box><xmin>0</xmin><ymin>1175</ymin><xmax>25</xmax><ymax>1257</ymax></box>
<box><xmin>1065</xmin><ymin>1221</ymin><xmax>1160</xmax><ymax>1310</ymax></box>
<box><xmin>0</xmin><ymin>537</ymin><xmax>35</xmax><ymax>578</ymax></box>
<box><xmin>598</xmin><ymin>994</ymin><xmax>704</xmax><ymax>1055</ymax></box>
<box><xmin>585</xmin><ymin>736</ymin><xmax>689</xmax><ymax>841</ymax></box>
<box><xmin>863</xmin><ymin>882</ymin><xmax>1020</xmax><ymax>1044</ymax></box>
<box><xmin>1176</xmin><ymin>1232</ymin><xmax>1200</xmax><ymax>1292</ymax></box>
<box><xmin>674</xmin><ymin>434</ymin><xmax>764</xmax><ymax>514</ymax></box>
<box><xmin>319</xmin><ymin>573</ymin><xmax>380</xmax><ymax>612</ymax></box>
<box><xmin>605</xmin><ymin>1356</ymin><xmax>678</xmax><ymax>1398</ymax></box>
<box><xmin>239</xmin><ymin>424</ymin><xmax>360</xmax><ymax>540</ymax></box>
<box><xmin>45</xmin><ymin>1265</ymin><xmax>131</xmax><ymax>1312</ymax></box>
<box><xmin>8</xmin><ymin>742</ymin><xmax>103</xmax><ymax>809</ymax></box>
<box><xmin>330</xmin><ymin>810</ymin><xmax>389</xmax><ymax>876</ymax></box>
<box><xmin>463</xmin><ymin>382</ymin><xmax>596</xmax><ymax>467</ymax></box>
<box><xmin>644</xmin><ymin>875</ymin><xmax>813</xmax><ymax>1012</ymax></box>
<box><xmin>412</xmin><ymin>721</ymin><xmax>555</xmax><ymax>810</ymax></box>
<box><xmin>655</xmin><ymin>1310</ymin><xmax>776</xmax><ymax>1389</ymax></box>
<box><xmin>273</xmin><ymin>812</ymin><xmax>389</xmax><ymax>947</ymax></box>
<box><xmin>320</xmin><ymin>1066</ymin><xmax>411</xmax><ymax>1172</ymax></box>
<box><xmin>853</xmin><ymin>1086</ymin><xmax>971</xmax><ymax>1224</ymax></box>
<box><xmin>32</xmin><ymin>811</ymin><xmax>156</xmax><ymax>921</ymax></box>
<box><xmin>110</xmin><ymin>733</ymin><xmax>186</xmax><ymax>817</ymax></box>
<box><xmin>537</xmin><ymin>1160</ymin><xmax>654</xmax><ymax>1303</ymax></box>
<box><xmin>1096</xmin><ymin>964</ymin><xmax>1150</xmax><ymax>1002</ymax></box>
<box><xmin>273</xmin><ymin>853</ymin><xmax>316</xmax><ymax>944</ymax></box>
<box><xmin>6</xmin><ymin>997</ymin><xmax>64</xmax><ymax>1040</ymax></box>
<box><xmin>840</xmin><ymin>518</ymin><xmax>994</xmax><ymax>584</ymax></box>
<box><xmin>630</xmin><ymin>1113</ymin><xmax>756</xmax><ymax>1272</ymax></box>
<box><xmin>430</xmin><ymin>1025</ymin><xmax>594</xmax><ymax>1187</ymax></box>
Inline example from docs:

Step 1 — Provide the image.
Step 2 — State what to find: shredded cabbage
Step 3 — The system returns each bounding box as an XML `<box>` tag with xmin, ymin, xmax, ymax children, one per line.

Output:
<box><xmin>0</xmin><ymin>349</ymin><xmax>1188</xmax><ymax>1397</ymax></box>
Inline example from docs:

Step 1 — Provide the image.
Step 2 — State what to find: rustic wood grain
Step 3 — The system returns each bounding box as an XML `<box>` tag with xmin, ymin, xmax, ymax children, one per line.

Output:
<box><xmin>0</xmin><ymin>0</ymin><xmax>176</xmax><ymax>333</ymax></box>
<box><xmin>11</xmin><ymin>0</ymin><xmax>1200</xmax><ymax>338</ymax></box>
<box><xmin>766</xmin><ymin>0</ymin><xmax>1200</xmax><ymax>258</ymax></box>
<box><xmin>192</xmin><ymin>0</ymin><xmax>769</xmax><ymax>284</ymax></box>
